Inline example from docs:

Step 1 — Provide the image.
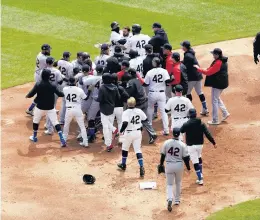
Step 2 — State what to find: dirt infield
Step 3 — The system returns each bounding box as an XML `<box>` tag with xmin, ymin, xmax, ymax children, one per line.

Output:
<box><xmin>2</xmin><ymin>38</ymin><xmax>260</xmax><ymax>220</ymax></box>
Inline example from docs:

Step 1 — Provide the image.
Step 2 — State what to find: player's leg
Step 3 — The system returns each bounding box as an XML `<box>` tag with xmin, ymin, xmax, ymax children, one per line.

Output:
<box><xmin>194</xmin><ymin>80</ymin><xmax>209</xmax><ymax>116</ymax></box>
<box><xmin>217</xmin><ymin>90</ymin><xmax>230</xmax><ymax>120</ymax></box>
<box><xmin>210</xmin><ymin>88</ymin><xmax>220</xmax><ymax>124</ymax></box>
<box><xmin>117</xmin><ymin>132</ymin><xmax>131</xmax><ymax>170</ymax></box>
<box><xmin>157</xmin><ymin>93</ymin><xmax>169</xmax><ymax>135</ymax></box>
<box><xmin>133</xmin><ymin>131</ymin><xmax>145</xmax><ymax>177</ymax></box>
<box><xmin>45</xmin><ymin>95</ymin><xmax>58</xmax><ymax>134</ymax></box>
<box><xmin>59</xmin><ymin>97</ymin><xmax>66</xmax><ymax>125</ymax></box>
<box><xmin>186</xmin><ymin>81</ymin><xmax>196</xmax><ymax>101</ymax></box>
<box><xmin>75</xmin><ymin>109</ymin><xmax>88</xmax><ymax>147</ymax></box>
<box><xmin>26</xmin><ymin>73</ymin><xmax>39</xmax><ymax>115</ymax></box>
<box><xmin>173</xmin><ymin>163</ymin><xmax>184</xmax><ymax>205</ymax></box>
<box><xmin>165</xmin><ymin>163</ymin><xmax>174</xmax><ymax>212</ymax></box>
<box><xmin>147</xmin><ymin>92</ymin><xmax>155</xmax><ymax>124</ymax></box>
<box><xmin>197</xmin><ymin>145</ymin><xmax>204</xmax><ymax>177</ymax></box>
<box><xmin>63</xmin><ymin>108</ymin><xmax>73</xmax><ymax>141</ymax></box>
<box><xmin>101</xmin><ymin>113</ymin><xmax>115</xmax><ymax>151</ymax></box>
<box><xmin>30</xmin><ymin>107</ymin><xmax>44</xmax><ymax>142</ymax></box>
<box><xmin>114</xmin><ymin>107</ymin><xmax>123</xmax><ymax>131</ymax></box>
<box><xmin>47</xmin><ymin>108</ymin><xmax>66</xmax><ymax>147</ymax></box>
<box><xmin>165</xmin><ymin>85</ymin><xmax>172</xmax><ymax>101</ymax></box>
<box><xmin>153</xmin><ymin>103</ymin><xmax>158</xmax><ymax>119</ymax></box>
<box><xmin>87</xmin><ymin>100</ymin><xmax>100</xmax><ymax>142</ymax></box>
<box><xmin>188</xmin><ymin>145</ymin><xmax>203</xmax><ymax>184</ymax></box>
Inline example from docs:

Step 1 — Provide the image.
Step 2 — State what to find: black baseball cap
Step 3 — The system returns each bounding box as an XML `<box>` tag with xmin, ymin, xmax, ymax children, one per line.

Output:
<box><xmin>114</xmin><ymin>45</ymin><xmax>122</xmax><ymax>53</ymax></box>
<box><xmin>180</xmin><ymin>40</ymin><xmax>191</xmax><ymax>49</ymax></box>
<box><xmin>128</xmin><ymin>49</ymin><xmax>139</xmax><ymax>57</ymax></box>
<box><xmin>68</xmin><ymin>77</ymin><xmax>76</xmax><ymax>84</ymax></box>
<box><xmin>172</xmin><ymin>52</ymin><xmax>180</xmax><ymax>61</ymax></box>
<box><xmin>211</xmin><ymin>48</ymin><xmax>222</xmax><ymax>56</ymax></box>
<box><xmin>63</xmin><ymin>51</ymin><xmax>71</xmax><ymax>58</ymax></box>
<box><xmin>172</xmin><ymin>127</ymin><xmax>181</xmax><ymax>137</ymax></box>
<box><xmin>101</xmin><ymin>44</ymin><xmax>109</xmax><ymax>50</ymax></box>
<box><xmin>188</xmin><ymin>108</ymin><xmax>197</xmax><ymax>118</ymax></box>
<box><xmin>41</xmin><ymin>44</ymin><xmax>51</xmax><ymax>50</ymax></box>
<box><xmin>163</xmin><ymin>43</ymin><xmax>172</xmax><ymax>51</ymax></box>
<box><xmin>46</xmin><ymin>56</ymin><xmax>55</xmax><ymax>64</ymax></box>
<box><xmin>121</xmin><ymin>60</ymin><xmax>130</xmax><ymax>67</ymax></box>
<box><xmin>175</xmin><ymin>84</ymin><xmax>183</xmax><ymax>92</ymax></box>
<box><xmin>145</xmin><ymin>44</ymin><xmax>153</xmax><ymax>52</ymax></box>
<box><xmin>152</xmin><ymin>22</ymin><xmax>162</xmax><ymax>28</ymax></box>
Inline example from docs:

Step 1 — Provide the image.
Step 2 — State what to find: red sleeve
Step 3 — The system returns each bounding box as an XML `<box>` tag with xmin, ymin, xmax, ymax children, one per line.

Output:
<box><xmin>137</xmin><ymin>72</ymin><xmax>144</xmax><ymax>84</ymax></box>
<box><xmin>197</xmin><ymin>60</ymin><xmax>222</xmax><ymax>76</ymax></box>
<box><xmin>166</xmin><ymin>58</ymin><xmax>173</xmax><ymax>74</ymax></box>
<box><xmin>117</xmin><ymin>71</ymin><xmax>123</xmax><ymax>80</ymax></box>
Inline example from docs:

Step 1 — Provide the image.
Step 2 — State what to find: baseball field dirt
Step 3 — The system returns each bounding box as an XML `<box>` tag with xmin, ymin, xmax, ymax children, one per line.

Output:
<box><xmin>2</xmin><ymin>38</ymin><xmax>260</xmax><ymax>220</ymax></box>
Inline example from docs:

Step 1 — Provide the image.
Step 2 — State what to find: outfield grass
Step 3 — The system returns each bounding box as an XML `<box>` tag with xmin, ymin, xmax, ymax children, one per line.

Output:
<box><xmin>2</xmin><ymin>0</ymin><xmax>260</xmax><ymax>88</ymax></box>
<box><xmin>207</xmin><ymin>199</ymin><xmax>260</xmax><ymax>220</ymax></box>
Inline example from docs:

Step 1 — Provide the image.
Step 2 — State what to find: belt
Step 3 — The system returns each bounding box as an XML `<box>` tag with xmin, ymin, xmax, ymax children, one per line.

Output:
<box><xmin>126</xmin><ymin>128</ymin><xmax>141</xmax><ymax>132</ymax></box>
<box><xmin>67</xmin><ymin>106</ymin><xmax>75</xmax><ymax>109</ymax></box>
<box><xmin>173</xmin><ymin>117</ymin><xmax>187</xmax><ymax>119</ymax></box>
<box><xmin>149</xmin><ymin>90</ymin><xmax>164</xmax><ymax>92</ymax></box>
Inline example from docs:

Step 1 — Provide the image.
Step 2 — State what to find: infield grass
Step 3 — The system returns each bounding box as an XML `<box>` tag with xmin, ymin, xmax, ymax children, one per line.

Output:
<box><xmin>207</xmin><ymin>199</ymin><xmax>260</xmax><ymax>220</ymax></box>
<box><xmin>2</xmin><ymin>0</ymin><xmax>260</xmax><ymax>88</ymax></box>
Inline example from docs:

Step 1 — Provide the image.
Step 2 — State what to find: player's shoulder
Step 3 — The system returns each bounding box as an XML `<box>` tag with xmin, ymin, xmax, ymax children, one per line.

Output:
<box><xmin>163</xmin><ymin>139</ymin><xmax>174</xmax><ymax>146</ymax></box>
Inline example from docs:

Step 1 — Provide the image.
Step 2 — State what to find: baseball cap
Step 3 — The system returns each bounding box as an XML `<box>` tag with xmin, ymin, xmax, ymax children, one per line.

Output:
<box><xmin>172</xmin><ymin>127</ymin><xmax>181</xmax><ymax>137</ymax></box>
<box><xmin>175</xmin><ymin>84</ymin><xmax>183</xmax><ymax>92</ymax></box>
<box><xmin>68</xmin><ymin>77</ymin><xmax>76</xmax><ymax>84</ymax></box>
<box><xmin>210</xmin><ymin>48</ymin><xmax>222</xmax><ymax>56</ymax></box>
<box><xmin>95</xmin><ymin>65</ymin><xmax>103</xmax><ymax>74</ymax></box>
<box><xmin>63</xmin><ymin>51</ymin><xmax>71</xmax><ymax>58</ymax></box>
<box><xmin>128</xmin><ymin>49</ymin><xmax>139</xmax><ymax>57</ymax></box>
<box><xmin>188</xmin><ymin>108</ymin><xmax>197</xmax><ymax>118</ymax></box>
<box><xmin>114</xmin><ymin>45</ymin><xmax>122</xmax><ymax>53</ymax></box>
<box><xmin>101</xmin><ymin>44</ymin><xmax>109</xmax><ymax>50</ymax></box>
<box><xmin>121</xmin><ymin>60</ymin><xmax>130</xmax><ymax>67</ymax></box>
<box><xmin>46</xmin><ymin>56</ymin><xmax>55</xmax><ymax>64</ymax></box>
<box><xmin>172</xmin><ymin>52</ymin><xmax>180</xmax><ymax>61</ymax></box>
<box><xmin>180</xmin><ymin>40</ymin><xmax>191</xmax><ymax>49</ymax></box>
<box><xmin>152</xmin><ymin>22</ymin><xmax>162</xmax><ymax>28</ymax></box>
<box><xmin>163</xmin><ymin>43</ymin><xmax>172</xmax><ymax>51</ymax></box>
<box><xmin>145</xmin><ymin>44</ymin><xmax>153</xmax><ymax>52</ymax></box>
<box><xmin>41</xmin><ymin>44</ymin><xmax>51</xmax><ymax>50</ymax></box>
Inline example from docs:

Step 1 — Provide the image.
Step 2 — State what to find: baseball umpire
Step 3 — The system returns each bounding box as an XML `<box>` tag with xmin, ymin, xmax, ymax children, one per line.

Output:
<box><xmin>253</xmin><ymin>32</ymin><xmax>260</xmax><ymax>64</ymax></box>
<box><xmin>158</xmin><ymin>127</ymin><xmax>190</xmax><ymax>212</ymax></box>
<box><xmin>180</xmin><ymin>108</ymin><xmax>216</xmax><ymax>185</ymax></box>
<box><xmin>26</xmin><ymin>69</ymin><xmax>66</xmax><ymax>147</ymax></box>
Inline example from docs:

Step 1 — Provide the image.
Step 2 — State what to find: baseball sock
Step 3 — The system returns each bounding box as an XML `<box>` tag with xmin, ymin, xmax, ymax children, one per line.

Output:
<box><xmin>136</xmin><ymin>153</ymin><xmax>144</xmax><ymax>167</ymax></box>
<box><xmin>28</xmin><ymin>102</ymin><xmax>36</xmax><ymax>111</ymax></box>
<box><xmin>32</xmin><ymin>123</ymin><xmax>39</xmax><ymax>137</ymax></box>
<box><xmin>199</xmin><ymin>157</ymin><xmax>203</xmax><ymax>174</ymax></box>
<box><xmin>122</xmin><ymin>150</ymin><xmax>128</xmax><ymax>165</ymax></box>
<box><xmin>194</xmin><ymin>163</ymin><xmax>202</xmax><ymax>180</ymax></box>
<box><xmin>199</xmin><ymin>94</ymin><xmax>207</xmax><ymax>109</ymax></box>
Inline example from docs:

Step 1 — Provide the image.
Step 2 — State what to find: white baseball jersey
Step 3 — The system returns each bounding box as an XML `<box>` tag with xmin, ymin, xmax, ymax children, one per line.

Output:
<box><xmin>144</xmin><ymin>67</ymin><xmax>170</xmax><ymax>91</ymax></box>
<box><xmin>161</xmin><ymin>139</ymin><xmax>189</xmax><ymax>162</ymax></box>
<box><xmin>38</xmin><ymin>67</ymin><xmax>63</xmax><ymax>87</ymax></box>
<box><xmin>124</xmin><ymin>34</ymin><xmax>151</xmax><ymax>56</ymax></box>
<box><xmin>63</xmin><ymin>86</ymin><xmax>87</xmax><ymax>107</ymax></box>
<box><xmin>110</xmin><ymin>31</ymin><xmax>121</xmax><ymax>55</ymax></box>
<box><xmin>35</xmin><ymin>52</ymin><xmax>48</xmax><ymax>74</ymax></box>
<box><xmin>94</xmin><ymin>54</ymin><xmax>110</xmax><ymax>68</ymax></box>
<box><xmin>122</xmin><ymin>108</ymin><xmax>147</xmax><ymax>131</ymax></box>
<box><xmin>129</xmin><ymin>56</ymin><xmax>145</xmax><ymax>77</ymax></box>
<box><xmin>57</xmin><ymin>60</ymin><xmax>73</xmax><ymax>79</ymax></box>
<box><xmin>165</xmin><ymin>96</ymin><xmax>194</xmax><ymax>118</ymax></box>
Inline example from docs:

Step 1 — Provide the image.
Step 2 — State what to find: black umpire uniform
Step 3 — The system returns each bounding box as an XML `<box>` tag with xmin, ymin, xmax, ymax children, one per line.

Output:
<box><xmin>121</xmin><ymin>69</ymin><xmax>157</xmax><ymax>144</ymax></box>
<box><xmin>253</xmin><ymin>32</ymin><xmax>260</xmax><ymax>64</ymax></box>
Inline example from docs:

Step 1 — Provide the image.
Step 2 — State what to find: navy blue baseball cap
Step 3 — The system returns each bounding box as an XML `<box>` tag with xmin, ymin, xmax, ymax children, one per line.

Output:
<box><xmin>101</xmin><ymin>44</ymin><xmax>109</xmax><ymax>50</ymax></box>
<box><xmin>163</xmin><ymin>43</ymin><xmax>172</xmax><ymax>51</ymax></box>
<box><xmin>210</xmin><ymin>48</ymin><xmax>222</xmax><ymax>56</ymax></box>
<box><xmin>180</xmin><ymin>41</ymin><xmax>191</xmax><ymax>49</ymax></box>
<box><xmin>152</xmin><ymin>22</ymin><xmax>162</xmax><ymax>28</ymax></box>
<box><xmin>41</xmin><ymin>44</ymin><xmax>51</xmax><ymax>50</ymax></box>
<box><xmin>63</xmin><ymin>51</ymin><xmax>71</xmax><ymax>58</ymax></box>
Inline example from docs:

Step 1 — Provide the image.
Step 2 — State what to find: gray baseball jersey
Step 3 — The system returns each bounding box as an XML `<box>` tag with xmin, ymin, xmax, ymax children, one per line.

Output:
<box><xmin>94</xmin><ymin>54</ymin><xmax>110</xmax><ymax>68</ymax></box>
<box><xmin>161</xmin><ymin>139</ymin><xmax>189</xmax><ymax>162</ymax></box>
<box><xmin>57</xmin><ymin>60</ymin><xmax>74</xmax><ymax>80</ymax></box>
<box><xmin>35</xmin><ymin>52</ymin><xmax>48</xmax><ymax>75</ymax></box>
<box><xmin>82</xmin><ymin>75</ymin><xmax>102</xmax><ymax>98</ymax></box>
<box><xmin>38</xmin><ymin>67</ymin><xmax>63</xmax><ymax>87</ymax></box>
<box><xmin>71</xmin><ymin>59</ymin><xmax>83</xmax><ymax>71</ymax></box>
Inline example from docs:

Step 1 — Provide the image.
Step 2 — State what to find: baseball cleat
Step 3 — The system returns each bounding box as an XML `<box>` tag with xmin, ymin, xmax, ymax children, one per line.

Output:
<box><xmin>117</xmin><ymin>163</ymin><xmax>126</xmax><ymax>171</ymax></box>
<box><xmin>162</xmin><ymin>131</ymin><xmax>169</xmax><ymax>136</ymax></box>
<box><xmin>106</xmin><ymin>145</ymin><xmax>113</xmax><ymax>152</ymax></box>
<box><xmin>200</xmin><ymin>109</ymin><xmax>209</xmax><ymax>116</ymax></box>
<box><xmin>26</xmin><ymin>109</ymin><xmax>34</xmax><ymax>116</ymax></box>
<box><xmin>196</xmin><ymin>179</ymin><xmax>204</xmax><ymax>185</ymax></box>
<box><xmin>80</xmin><ymin>141</ymin><xmax>89</xmax><ymax>148</ymax></box>
<box><xmin>222</xmin><ymin>113</ymin><xmax>230</xmax><ymax>121</ymax></box>
<box><xmin>149</xmin><ymin>134</ymin><xmax>157</xmax><ymax>144</ymax></box>
<box><xmin>167</xmin><ymin>200</ymin><xmax>173</xmax><ymax>212</ymax></box>
<box><xmin>174</xmin><ymin>201</ymin><xmax>180</xmax><ymax>206</ymax></box>
<box><xmin>207</xmin><ymin>120</ymin><xmax>220</xmax><ymax>125</ymax></box>
<box><xmin>140</xmin><ymin>166</ymin><xmax>145</xmax><ymax>177</ymax></box>
<box><xmin>44</xmin><ymin>130</ymin><xmax>53</xmax><ymax>135</ymax></box>
<box><xmin>60</xmin><ymin>139</ymin><xmax>66</xmax><ymax>148</ymax></box>
<box><xmin>29</xmin><ymin>135</ymin><xmax>38</xmax><ymax>142</ymax></box>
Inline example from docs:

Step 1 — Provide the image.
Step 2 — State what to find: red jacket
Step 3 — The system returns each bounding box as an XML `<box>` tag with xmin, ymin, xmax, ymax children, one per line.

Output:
<box><xmin>117</xmin><ymin>70</ymin><xmax>144</xmax><ymax>84</ymax></box>
<box><xmin>165</xmin><ymin>53</ymin><xmax>174</xmax><ymax>74</ymax></box>
<box><xmin>197</xmin><ymin>60</ymin><xmax>222</xmax><ymax>76</ymax></box>
<box><xmin>171</xmin><ymin>62</ymin><xmax>181</xmax><ymax>85</ymax></box>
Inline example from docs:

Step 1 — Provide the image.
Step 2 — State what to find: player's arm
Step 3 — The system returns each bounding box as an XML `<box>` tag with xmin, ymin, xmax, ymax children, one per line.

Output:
<box><xmin>119</xmin><ymin>86</ymin><xmax>130</xmax><ymax>102</ymax></box>
<box><xmin>26</xmin><ymin>84</ymin><xmax>38</xmax><ymax>98</ymax></box>
<box><xmin>158</xmin><ymin>142</ymin><xmax>167</xmax><ymax>173</ymax></box>
<box><xmin>163</xmin><ymin>69</ymin><xmax>172</xmax><ymax>85</ymax></box>
<box><xmin>120</xmin><ymin>112</ymin><xmax>129</xmax><ymax>133</ymax></box>
<box><xmin>57</xmin><ymin>71</ymin><xmax>63</xmax><ymax>85</ymax></box>
<box><xmin>54</xmin><ymin>86</ymin><xmax>64</xmax><ymax>97</ymax></box>
<box><xmin>97</xmin><ymin>85</ymin><xmax>104</xmax><ymax>102</ymax></box>
<box><xmin>180</xmin><ymin>123</ymin><xmax>186</xmax><ymax>134</ymax></box>
<box><xmin>182</xmin><ymin>144</ymin><xmax>191</xmax><ymax>170</ymax></box>
<box><xmin>202</xmin><ymin>123</ymin><xmax>216</xmax><ymax>145</ymax></box>
<box><xmin>165</xmin><ymin>99</ymin><xmax>171</xmax><ymax>113</ymax></box>
<box><xmin>142</xmin><ymin>72</ymin><xmax>150</xmax><ymax>87</ymax></box>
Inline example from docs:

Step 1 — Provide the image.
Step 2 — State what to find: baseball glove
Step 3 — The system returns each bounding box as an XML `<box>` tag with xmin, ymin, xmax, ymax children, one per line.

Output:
<box><xmin>157</xmin><ymin>164</ymin><xmax>165</xmax><ymax>174</ymax></box>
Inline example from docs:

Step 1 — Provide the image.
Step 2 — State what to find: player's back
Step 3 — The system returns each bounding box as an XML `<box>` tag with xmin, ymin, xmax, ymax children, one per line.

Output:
<box><xmin>35</xmin><ymin>52</ymin><xmax>48</xmax><ymax>74</ymax></box>
<box><xmin>57</xmin><ymin>60</ymin><xmax>73</xmax><ymax>79</ymax></box>
<box><xmin>167</xmin><ymin>96</ymin><xmax>193</xmax><ymax>118</ymax></box>
<box><xmin>129</xmin><ymin>34</ymin><xmax>150</xmax><ymax>56</ymax></box>
<box><xmin>45</xmin><ymin>67</ymin><xmax>63</xmax><ymax>87</ymax></box>
<box><xmin>123</xmin><ymin>108</ymin><xmax>146</xmax><ymax>131</ymax></box>
<box><xmin>162</xmin><ymin>139</ymin><xmax>188</xmax><ymax>163</ymax></box>
<box><xmin>94</xmin><ymin>54</ymin><xmax>110</xmax><ymax>67</ymax></box>
<box><xmin>145</xmin><ymin>67</ymin><xmax>169</xmax><ymax>91</ymax></box>
<box><xmin>130</xmin><ymin>56</ymin><xmax>145</xmax><ymax>76</ymax></box>
<box><xmin>63</xmin><ymin>86</ymin><xmax>85</xmax><ymax>107</ymax></box>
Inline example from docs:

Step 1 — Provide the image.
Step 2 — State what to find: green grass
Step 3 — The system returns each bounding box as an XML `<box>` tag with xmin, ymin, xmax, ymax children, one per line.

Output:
<box><xmin>2</xmin><ymin>0</ymin><xmax>260</xmax><ymax>88</ymax></box>
<box><xmin>207</xmin><ymin>199</ymin><xmax>260</xmax><ymax>220</ymax></box>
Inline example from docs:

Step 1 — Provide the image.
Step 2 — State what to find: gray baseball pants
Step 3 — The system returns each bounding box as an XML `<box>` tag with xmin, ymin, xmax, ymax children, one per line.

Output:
<box><xmin>211</xmin><ymin>88</ymin><xmax>229</xmax><ymax>122</ymax></box>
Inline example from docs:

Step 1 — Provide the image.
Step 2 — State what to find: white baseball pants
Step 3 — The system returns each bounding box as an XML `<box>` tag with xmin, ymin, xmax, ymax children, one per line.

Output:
<box><xmin>121</xmin><ymin>130</ymin><xmax>142</xmax><ymax>154</ymax></box>
<box><xmin>113</xmin><ymin>107</ymin><xmax>123</xmax><ymax>130</ymax></box>
<box><xmin>101</xmin><ymin>112</ymin><xmax>116</xmax><ymax>147</ymax></box>
<box><xmin>147</xmin><ymin>91</ymin><xmax>169</xmax><ymax>133</ymax></box>
<box><xmin>33</xmin><ymin>107</ymin><xmax>59</xmax><ymax>126</ymax></box>
<box><xmin>188</xmin><ymin>145</ymin><xmax>203</xmax><ymax>164</ymax></box>
<box><xmin>63</xmin><ymin>106</ymin><xmax>88</xmax><ymax>144</ymax></box>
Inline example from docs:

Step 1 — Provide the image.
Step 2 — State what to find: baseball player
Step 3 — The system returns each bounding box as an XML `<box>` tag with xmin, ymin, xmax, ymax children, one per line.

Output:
<box><xmin>71</xmin><ymin>52</ymin><xmax>84</xmax><ymax>71</ymax></box>
<box><xmin>117</xmin><ymin>97</ymin><xmax>146</xmax><ymax>178</ymax></box>
<box><xmin>158</xmin><ymin>127</ymin><xmax>190</xmax><ymax>212</ymax></box>
<box><xmin>26</xmin><ymin>69</ymin><xmax>66</xmax><ymax>147</ymax></box>
<box><xmin>63</xmin><ymin>77</ymin><xmax>89</xmax><ymax>147</ymax></box>
<box><xmin>253</xmin><ymin>32</ymin><xmax>260</xmax><ymax>64</ymax></box>
<box><xmin>165</xmin><ymin>85</ymin><xmax>193</xmax><ymax>139</ymax></box>
<box><xmin>42</xmin><ymin>57</ymin><xmax>63</xmax><ymax>135</ymax></box>
<box><xmin>129</xmin><ymin>49</ymin><xmax>145</xmax><ymax>77</ymax></box>
<box><xmin>123</xmin><ymin>24</ymin><xmax>150</xmax><ymax>56</ymax></box>
<box><xmin>143</xmin><ymin>57</ymin><xmax>170</xmax><ymax>135</ymax></box>
<box><xmin>54</xmin><ymin>52</ymin><xmax>74</xmax><ymax>125</ymax></box>
<box><xmin>180</xmin><ymin>109</ymin><xmax>216</xmax><ymax>185</ymax></box>
<box><xmin>110</xmin><ymin>21</ymin><xmax>126</xmax><ymax>56</ymax></box>
<box><xmin>94</xmin><ymin>44</ymin><xmax>110</xmax><ymax>68</ymax></box>
<box><xmin>26</xmin><ymin>44</ymin><xmax>51</xmax><ymax>116</ymax></box>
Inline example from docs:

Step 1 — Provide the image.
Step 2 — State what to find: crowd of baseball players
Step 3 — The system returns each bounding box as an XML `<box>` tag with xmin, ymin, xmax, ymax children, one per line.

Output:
<box><xmin>25</xmin><ymin>21</ymin><xmax>234</xmax><ymax>212</ymax></box>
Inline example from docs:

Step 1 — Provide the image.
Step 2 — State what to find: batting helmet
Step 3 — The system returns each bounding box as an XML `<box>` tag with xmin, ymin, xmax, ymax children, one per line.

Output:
<box><xmin>132</xmin><ymin>24</ymin><xmax>142</xmax><ymax>35</ymax></box>
<box><xmin>172</xmin><ymin>127</ymin><xmax>181</xmax><ymax>138</ymax></box>
<box><xmin>46</xmin><ymin>56</ymin><xmax>55</xmax><ymax>65</ymax></box>
<box><xmin>175</xmin><ymin>84</ymin><xmax>183</xmax><ymax>93</ymax></box>
<box><xmin>127</xmin><ymin>97</ymin><xmax>136</xmax><ymax>108</ymax></box>
<box><xmin>83</xmin><ymin>174</ymin><xmax>96</xmax><ymax>184</ymax></box>
<box><xmin>128</xmin><ymin>68</ymin><xmax>137</xmax><ymax>78</ymax></box>
<box><xmin>82</xmin><ymin>64</ymin><xmax>90</xmax><ymax>73</ymax></box>
<box><xmin>188</xmin><ymin>108</ymin><xmax>197</xmax><ymax>118</ymax></box>
<box><xmin>95</xmin><ymin>65</ymin><xmax>104</xmax><ymax>75</ymax></box>
<box><xmin>111</xmin><ymin>21</ymin><xmax>119</xmax><ymax>30</ymax></box>
<box><xmin>63</xmin><ymin>51</ymin><xmax>71</xmax><ymax>59</ymax></box>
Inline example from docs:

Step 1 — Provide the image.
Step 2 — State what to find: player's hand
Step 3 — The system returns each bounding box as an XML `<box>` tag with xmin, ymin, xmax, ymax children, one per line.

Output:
<box><xmin>254</xmin><ymin>56</ymin><xmax>259</xmax><ymax>64</ymax></box>
<box><xmin>193</xmin><ymin>65</ymin><xmax>200</xmax><ymax>69</ymax></box>
<box><xmin>185</xmin><ymin>169</ymin><xmax>191</xmax><ymax>175</ymax></box>
<box><xmin>213</xmin><ymin>144</ymin><xmax>217</xmax><ymax>148</ymax></box>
